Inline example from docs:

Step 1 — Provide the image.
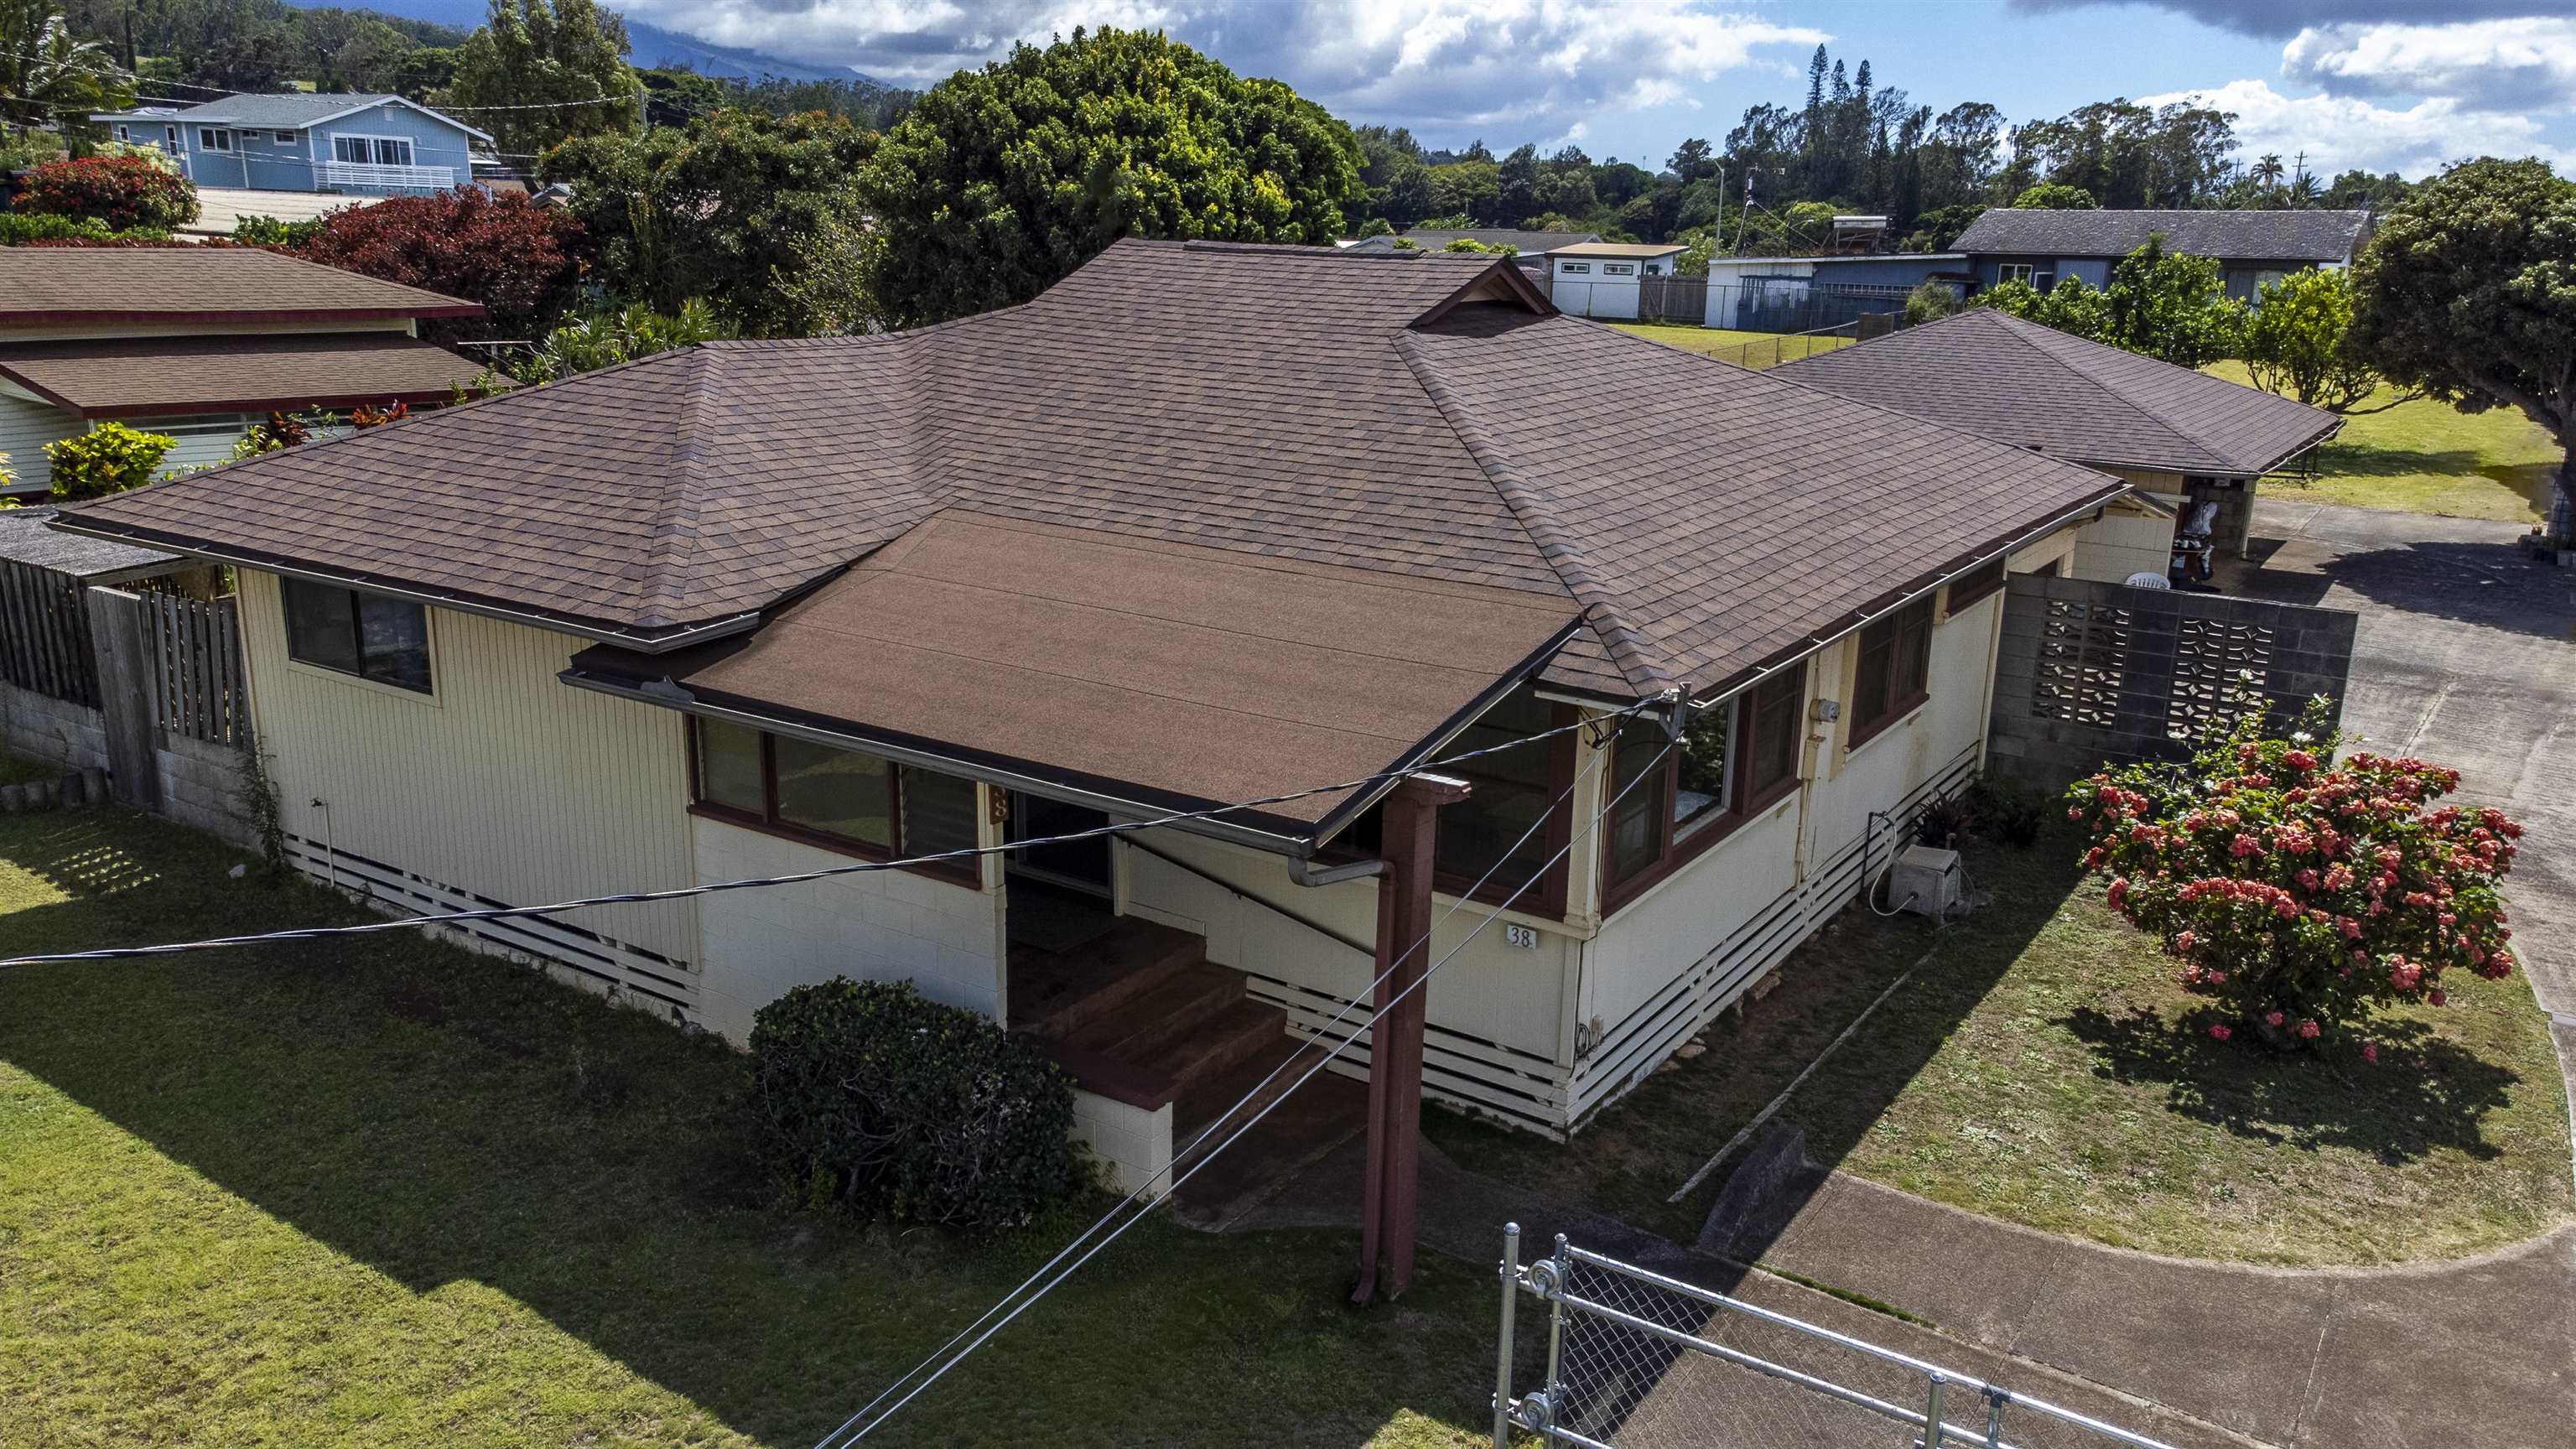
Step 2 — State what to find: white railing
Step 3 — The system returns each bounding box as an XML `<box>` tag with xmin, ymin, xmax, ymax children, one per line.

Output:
<box><xmin>314</xmin><ymin>160</ymin><xmax>456</xmax><ymax>192</ymax></box>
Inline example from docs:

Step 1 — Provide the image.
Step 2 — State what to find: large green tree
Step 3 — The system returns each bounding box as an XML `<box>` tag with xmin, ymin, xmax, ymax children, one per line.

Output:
<box><xmin>2242</xmin><ymin>267</ymin><xmax>2417</xmax><ymax>414</ymax></box>
<box><xmin>1</xmin><ymin>0</ymin><xmax>131</xmax><ymax>139</ymax></box>
<box><xmin>856</xmin><ymin>27</ymin><xmax>1365</xmax><ymax>326</ymax></box>
<box><xmin>543</xmin><ymin>108</ymin><xmax>878</xmax><ymax>338</ymax></box>
<box><xmin>2352</xmin><ymin>157</ymin><xmax>2576</xmax><ymax>533</ymax></box>
<box><xmin>446</xmin><ymin>0</ymin><xmax>641</xmax><ymax>159</ymax></box>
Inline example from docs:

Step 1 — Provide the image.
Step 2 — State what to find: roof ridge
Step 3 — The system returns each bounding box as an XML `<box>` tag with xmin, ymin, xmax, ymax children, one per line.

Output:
<box><xmin>1393</xmin><ymin>328</ymin><xmax>1675</xmax><ymax>696</ymax></box>
<box><xmin>1971</xmin><ymin>310</ymin><xmax>2220</xmax><ymax>466</ymax></box>
<box><xmin>636</xmin><ymin>346</ymin><xmax>720</xmax><ymax>625</ymax></box>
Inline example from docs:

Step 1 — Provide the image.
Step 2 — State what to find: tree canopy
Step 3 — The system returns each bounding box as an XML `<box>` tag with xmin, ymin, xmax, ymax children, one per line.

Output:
<box><xmin>445</xmin><ymin>0</ymin><xmax>641</xmax><ymax>159</ymax></box>
<box><xmin>1978</xmin><ymin>235</ymin><xmax>2244</xmax><ymax>369</ymax></box>
<box><xmin>2351</xmin><ymin>157</ymin><xmax>2576</xmax><ymax>532</ymax></box>
<box><xmin>1</xmin><ymin>0</ymin><xmax>132</xmax><ymax>137</ymax></box>
<box><xmin>856</xmin><ymin>27</ymin><xmax>1366</xmax><ymax>326</ymax></box>
<box><xmin>544</xmin><ymin>108</ymin><xmax>877</xmax><ymax>338</ymax></box>
<box><xmin>2242</xmin><ymin>267</ymin><xmax>2413</xmax><ymax>414</ymax></box>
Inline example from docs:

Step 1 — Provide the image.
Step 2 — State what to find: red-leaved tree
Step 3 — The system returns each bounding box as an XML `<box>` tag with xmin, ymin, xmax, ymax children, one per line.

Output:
<box><xmin>294</xmin><ymin>189</ymin><xmax>588</xmax><ymax>341</ymax></box>
<box><xmin>2070</xmin><ymin>695</ymin><xmax>2521</xmax><ymax>1054</ymax></box>
<box><xmin>13</xmin><ymin>155</ymin><xmax>199</xmax><ymax>231</ymax></box>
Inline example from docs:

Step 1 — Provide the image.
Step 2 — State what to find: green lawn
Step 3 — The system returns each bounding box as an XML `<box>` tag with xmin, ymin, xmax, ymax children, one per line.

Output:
<box><xmin>1607</xmin><ymin>322</ymin><xmax>1855</xmax><ymax>369</ymax></box>
<box><xmin>2207</xmin><ymin>361</ymin><xmax>2560</xmax><ymax>524</ymax></box>
<box><xmin>1428</xmin><ymin>825</ymin><xmax>2573</xmax><ymax>1269</ymax></box>
<box><xmin>0</xmin><ymin>808</ymin><xmax>1512</xmax><ymax>1448</ymax></box>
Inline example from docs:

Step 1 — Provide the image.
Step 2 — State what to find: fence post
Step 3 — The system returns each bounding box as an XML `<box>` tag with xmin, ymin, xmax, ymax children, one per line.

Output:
<box><xmin>1493</xmin><ymin>1223</ymin><xmax>1521</xmax><ymax>1449</ymax></box>
<box><xmin>84</xmin><ymin>588</ymin><xmax>162</xmax><ymax>810</ymax></box>
<box><xmin>1922</xmin><ymin>1370</ymin><xmax>1947</xmax><ymax>1449</ymax></box>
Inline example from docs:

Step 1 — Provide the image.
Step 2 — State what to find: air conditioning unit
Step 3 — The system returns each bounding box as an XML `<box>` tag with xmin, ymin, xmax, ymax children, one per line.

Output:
<box><xmin>1890</xmin><ymin>845</ymin><xmax>1962</xmax><ymax>919</ymax></box>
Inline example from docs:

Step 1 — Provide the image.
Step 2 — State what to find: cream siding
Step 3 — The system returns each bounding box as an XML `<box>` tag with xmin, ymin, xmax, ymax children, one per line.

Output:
<box><xmin>237</xmin><ymin>569</ymin><xmax>702</xmax><ymax>1002</ymax></box>
<box><xmin>0</xmin><ymin>393</ymin><xmax>74</xmax><ymax>494</ymax></box>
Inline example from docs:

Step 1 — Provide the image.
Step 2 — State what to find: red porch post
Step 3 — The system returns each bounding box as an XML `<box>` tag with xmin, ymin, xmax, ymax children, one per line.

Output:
<box><xmin>1354</xmin><ymin>772</ymin><xmax>1469</xmax><ymax>1304</ymax></box>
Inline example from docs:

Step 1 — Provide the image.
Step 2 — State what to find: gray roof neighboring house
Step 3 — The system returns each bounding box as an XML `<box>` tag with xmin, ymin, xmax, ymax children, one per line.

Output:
<box><xmin>94</xmin><ymin>91</ymin><xmax>491</xmax><ymax>143</ymax></box>
<box><xmin>1344</xmin><ymin>228</ymin><xmax>1600</xmax><ymax>257</ymax></box>
<box><xmin>0</xmin><ymin>506</ymin><xmax>181</xmax><ymax>582</ymax></box>
<box><xmin>1775</xmin><ymin>307</ymin><xmax>2341</xmax><ymax>476</ymax></box>
<box><xmin>60</xmin><ymin>240</ymin><xmax>2123</xmax><ymax>699</ymax></box>
<box><xmin>1951</xmin><ymin>208</ymin><xmax>2372</xmax><ymax>262</ymax></box>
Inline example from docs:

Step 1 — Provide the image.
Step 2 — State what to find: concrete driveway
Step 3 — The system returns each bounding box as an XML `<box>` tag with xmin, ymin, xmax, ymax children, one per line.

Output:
<box><xmin>2222</xmin><ymin>497</ymin><xmax>2576</xmax><ymax>1080</ymax></box>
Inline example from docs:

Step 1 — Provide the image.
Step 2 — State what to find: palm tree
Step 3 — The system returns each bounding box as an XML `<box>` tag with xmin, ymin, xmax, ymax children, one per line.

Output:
<box><xmin>2251</xmin><ymin>153</ymin><xmax>2287</xmax><ymax>195</ymax></box>
<box><xmin>0</xmin><ymin>1</ymin><xmax>134</xmax><ymax>140</ymax></box>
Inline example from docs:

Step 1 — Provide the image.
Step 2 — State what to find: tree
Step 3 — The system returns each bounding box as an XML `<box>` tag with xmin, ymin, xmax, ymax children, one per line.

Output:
<box><xmin>45</xmin><ymin>421</ymin><xmax>173</xmax><ymax>500</ymax></box>
<box><xmin>13</xmin><ymin>155</ymin><xmax>197</xmax><ymax>231</ymax></box>
<box><xmin>2012</xmin><ymin>182</ymin><xmax>2096</xmax><ymax>210</ymax></box>
<box><xmin>1667</xmin><ymin>137</ymin><xmax>1716</xmax><ymax>183</ymax></box>
<box><xmin>0</xmin><ymin>0</ymin><xmax>132</xmax><ymax>138</ymax></box>
<box><xmin>294</xmin><ymin>188</ymin><xmax>586</xmax><ymax>341</ymax></box>
<box><xmin>2242</xmin><ymin>268</ymin><xmax>2419</xmax><ymax>414</ymax></box>
<box><xmin>2351</xmin><ymin>157</ymin><xmax>2576</xmax><ymax>535</ymax></box>
<box><xmin>543</xmin><ymin>108</ymin><xmax>876</xmax><ymax>337</ymax></box>
<box><xmin>515</xmin><ymin>298</ymin><xmax>731</xmax><ymax>382</ymax></box>
<box><xmin>856</xmin><ymin>27</ymin><xmax>1365</xmax><ymax>327</ymax></box>
<box><xmin>2101</xmin><ymin>235</ymin><xmax>2243</xmax><ymax>369</ymax></box>
<box><xmin>2070</xmin><ymin>694</ymin><xmax>2521</xmax><ymax>1051</ymax></box>
<box><xmin>445</xmin><ymin>0</ymin><xmax>641</xmax><ymax>159</ymax></box>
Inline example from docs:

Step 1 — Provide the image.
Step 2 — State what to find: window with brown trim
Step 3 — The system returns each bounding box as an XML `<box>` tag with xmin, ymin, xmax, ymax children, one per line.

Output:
<box><xmin>281</xmin><ymin>577</ymin><xmax>431</xmax><ymax>693</ymax></box>
<box><xmin>1333</xmin><ymin>686</ymin><xmax>1577</xmax><ymax>915</ymax></box>
<box><xmin>1849</xmin><ymin>598</ymin><xmax>1933</xmax><ymax>747</ymax></box>
<box><xmin>1944</xmin><ymin>557</ymin><xmax>2005</xmax><ymax>614</ymax></box>
<box><xmin>688</xmin><ymin>719</ymin><xmax>980</xmax><ymax>883</ymax></box>
<box><xmin>1604</xmin><ymin>665</ymin><xmax>1807</xmax><ymax>906</ymax></box>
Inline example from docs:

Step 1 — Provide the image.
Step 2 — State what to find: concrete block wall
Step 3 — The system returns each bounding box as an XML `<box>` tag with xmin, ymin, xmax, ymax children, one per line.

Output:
<box><xmin>1071</xmin><ymin>1088</ymin><xmax>1172</xmax><ymax>1198</ymax></box>
<box><xmin>155</xmin><ymin>731</ymin><xmax>253</xmax><ymax>848</ymax></box>
<box><xmin>1</xmin><ymin>679</ymin><xmax>107</xmax><ymax>774</ymax></box>
<box><xmin>689</xmin><ymin>814</ymin><xmax>1007</xmax><ymax>1041</ymax></box>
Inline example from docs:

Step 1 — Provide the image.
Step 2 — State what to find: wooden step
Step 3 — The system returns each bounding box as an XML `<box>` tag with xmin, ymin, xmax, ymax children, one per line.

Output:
<box><xmin>1173</xmin><ymin>1036</ymin><xmax>1329</xmax><ymax>1156</ymax></box>
<box><xmin>1009</xmin><ymin>917</ymin><xmax>1205</xmax><ymax>1041</ymax></box>
<box><xmin>1145</xmin><ymin>997</ymin><xmax>1287</xmax><ymax>1104</ymax></box>
<box><xmin>1062</xmin><ymin>963</ymin><xmax>1242</xmax><ymax>1060</ymax></box>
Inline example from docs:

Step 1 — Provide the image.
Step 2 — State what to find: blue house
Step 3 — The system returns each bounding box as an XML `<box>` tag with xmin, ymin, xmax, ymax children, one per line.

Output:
<box><xmin>91</xmin><ymin>93</ymin><xmax>491</xmax><ymax>197</ymax></box>
<box><xmin>1950</xmin><ymin>209</ymin><xmax>2373</xmax><ymax>300</ymax></box>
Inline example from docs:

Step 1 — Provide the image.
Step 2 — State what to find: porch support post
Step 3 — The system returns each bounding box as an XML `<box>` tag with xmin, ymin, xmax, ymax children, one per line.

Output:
<box><xmin>1354</xmin><ymin>771</ymin><xmax>1469</xmax><ymax>1304</ymax></box>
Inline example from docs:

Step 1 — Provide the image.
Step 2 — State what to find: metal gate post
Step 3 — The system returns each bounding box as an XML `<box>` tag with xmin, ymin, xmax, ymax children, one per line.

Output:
<box><xmin>1540</xmin><ymin>1234</ymin><xmax>1571</xmax><ymax>1405</ymax></box>
<box><xmin>1922</xmin><ymin>1370</ymin><xmax>1948</xmax><ymax>1449</ymax></box>
<box><xmin>1493</xmin><ymin>1223</ymin><xmax>1521</xmax><ymax>1449</ymax></box>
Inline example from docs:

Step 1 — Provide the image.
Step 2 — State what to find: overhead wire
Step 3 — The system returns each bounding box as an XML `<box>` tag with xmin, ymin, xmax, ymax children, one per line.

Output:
<box><xmin>0</xmin><ymin>695</ymin><xmax>1664</xmax><ymax>969</ymax></box>
<box><xmin>814</xmin><ymin>718</ymin><xmax>1685</xmax><ymax>1446</ymax></box>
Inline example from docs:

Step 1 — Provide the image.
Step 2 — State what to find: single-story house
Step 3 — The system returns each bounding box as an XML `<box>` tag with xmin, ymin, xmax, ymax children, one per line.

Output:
<box><xmin>1547</xmin><ymin>242</ymin><xmax>1688</xmax><ymax>319</ymax></box>
<box><xmin>1341</xmin><ymin>228</ymin><xmax>1602</xmax><ymax>274</ymax></box>
<box><xmin>1701</xmin><ymin>252</ymin><xmax>1965</xmax><ymax>332</ymax></box>
<box><xmin>91</xmin><ymin>92</ymin><xmax>491</xmax><ymax>196</ymax></box>
<box><xmin>1775</xmin><ymin>306</ymin><xmax>2341</xmax><ymax>572</ymax></box>
<box><xmin>0</xmin><ymin>248</ymin><xmax>498</xmax><ymax>497</ymax></box>
<box><xmin>54</xmin><ymin>239</ymin><xmax>2133</xmax><ymax>1193</ymax></box>
<box><xmin>1950</xmin><ymin>208</ymin><xmax>2373</xmax><ymax>300</ymax></box>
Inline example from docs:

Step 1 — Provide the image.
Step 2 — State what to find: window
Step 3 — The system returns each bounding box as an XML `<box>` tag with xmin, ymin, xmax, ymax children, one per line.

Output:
<box><xmin>281</xmin><ymin>579</ymin><xmax>431</xmax><ymax>693</ymax></box>
<box><xmin>1848</xmin><ymin>598</ymin><xmax>1934</xmax><ymax>746</ymax></box>
<box><xmin>2034</xmin><ymin>270</ymin><xmax>2055</xmax><ymax>290</ymax></box>
<box><xmin>1644</xmin><ymin>263</ymin><xmax>1663</xmax><ymax>276</ymax></box>
<box><xmin>334</xmin><ymin>135</ymin><xmax>414</xmax><ymax>166</ymax></box>
<box><xmin>112</xmin><ymin>124</ymin><xmax>128</xmax><ymax>142</ymax></box>
<box><xmin>1561</xmin><ymin>262</ymin><xmax>1592</xmax><ymax>275</ymax></box>
<box><xmin>1605</xmin><ymin>665</ymin><xmax>1808</xmax><ymax>904</ymax></box>
<box><xmin>1944</xmin><ymin>557</ymin><xmax>2006</xmax><ymax>615</ymax></box>
<box><xmin>164</xmin><ymin>127</ymin><xmax>177</xmax><ymax>147</ymax></box>
<box><xmin>1997</xmin><ymin>262</ymin><xmax>2033</xmax><ymax>286</ymax></box>
<box><xmin>1427</xmin><ymin>687</ymin><xmax>1570</xmax><ymax>907</ymax></box>
<box><xmin>1602</xmin><ymin>262</ymin><xmax>1637</xmax><ymax>276</ymax></box>
<box><xmin>198</xmin><ymin>127</ymin><xmax>234</xmax><ymax>152</ymax></box>
<box><xmin>274</xmin><ymin>129</ymin><xmax>298</xmax><ymax>143</ymax></box>
<box><xmin>689</xmin><ymin>719</ymin><xmax>981</xmax><ymax>880</ymax></box>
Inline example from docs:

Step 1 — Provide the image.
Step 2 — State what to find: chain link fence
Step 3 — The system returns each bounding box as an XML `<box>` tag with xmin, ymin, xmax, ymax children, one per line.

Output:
<box><xmin>1492</xmin><ymin>1228</ymin><xmax>2187</xmax><ymax>1449</ymax></box>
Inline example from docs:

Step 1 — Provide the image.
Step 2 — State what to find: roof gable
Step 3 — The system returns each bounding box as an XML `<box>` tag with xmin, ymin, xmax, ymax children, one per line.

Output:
<box><xmin>1775</xmin><ymin>308</ymin><xmax>2340</xmax><ymax>475</ymax></box>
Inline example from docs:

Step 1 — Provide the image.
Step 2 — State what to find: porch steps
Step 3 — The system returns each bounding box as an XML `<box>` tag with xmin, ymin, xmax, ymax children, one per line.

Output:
<box><xmin>1010</xmin><ymin>917</ymin><xmax>1205</xmax><ymax>1041</ymax></box>
<box><xmin>1172</xmin><ymin>1036</ymin><xmax>1333</xmax><ymax>1159</ymax></box>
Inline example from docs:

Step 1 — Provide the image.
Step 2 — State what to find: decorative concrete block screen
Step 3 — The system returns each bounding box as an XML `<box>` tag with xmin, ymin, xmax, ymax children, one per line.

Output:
<box><xmin>1987</xmin><ymin>574</ymin><xmax>2358</xmax><ymax>790</ymax></box>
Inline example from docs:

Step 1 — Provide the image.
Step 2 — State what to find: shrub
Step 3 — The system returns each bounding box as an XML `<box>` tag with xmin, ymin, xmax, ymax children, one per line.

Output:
<box><xmin>0</xmin><ymin>211</ymin><xmax>116</xmax><ymax>244</ymax></box>
<box><xmin>746</xmin><ymin>978</ymin><xmax>1081</xmax><ymax>1230</ymax></box>
<box><xmin>295</xmin><ymin>188</ymin><xmax>587</xmax><ymax>340</ymax></box>
<box><xmin>2070</xmin><ymin>693</ymin><xmax>2521</xmax><ymax>1050</ymax></box>
<box><xmin>231</xmin><ymin>213</ymin><xmax>326</xmax><ymax>247</ymax></box>
<box><xmin>46</xmin><ymin>421</ymin><xmax>175</xmax><ymax>500</ymax></box>
<box><xmin>13</xmin><ymin>154</ymin><xmax>198</xmax><ymax>231</ymax></box>
<box><xmin>1903</xmin><ymin>278</ymin><xmax>1961</xmax><ymax>327</ymax></box>
<box><xmin>1966</xmin><ymin>776</ymin><xmax>2048</xmax><ymax>849</ymax></box>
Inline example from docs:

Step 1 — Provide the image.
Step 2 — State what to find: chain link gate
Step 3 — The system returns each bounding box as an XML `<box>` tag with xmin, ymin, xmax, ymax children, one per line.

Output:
<box><xmin>1490</xmin><ymin>1227</ymin><xmax>2187</xmax><ymax>1449</ymax></box>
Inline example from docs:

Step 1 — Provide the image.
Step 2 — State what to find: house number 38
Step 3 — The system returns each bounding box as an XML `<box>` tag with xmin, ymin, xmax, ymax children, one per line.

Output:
<box><xmin>1504</xmin><ymin>924</ymin><xmax>1539</xmax><ymax>948</ymax></box>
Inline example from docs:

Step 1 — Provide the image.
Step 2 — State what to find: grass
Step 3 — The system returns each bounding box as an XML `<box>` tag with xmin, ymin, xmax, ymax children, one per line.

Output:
<box><xmin>0</xmin><ymin>808</ymin><xmax>1517</xmax><ymax>1448</ymax></box>
<box><xmin>2206</xmin><ymin>361</ymin><xmax>2561</xmax><ymax>524</ymax></box>
<box><xmin>1606</xmin><ymin>322</ymin><xmax>1856</xmax><ymax>368</ymax></box>
<box><xmin>1426</xmin><ymin>825</ymin><xmax>2573</xmax><ymax>1269</ymax></box>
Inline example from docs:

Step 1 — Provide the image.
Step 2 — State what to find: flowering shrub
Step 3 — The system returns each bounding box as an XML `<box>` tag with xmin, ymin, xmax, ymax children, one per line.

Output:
<box><xmin>293</xmin><ymin>189</ymin><xmax>586</xmax><ymax>341</ymax></box>
<box><xmin>12</xmin><ymin>156</ymin><xmax>199</xmax><ymax>231</ymax></box>
<box><xmin>2070</xmin><ymin>695</ymin><xmax>2521</xmax><ymax>1047</ymax></box>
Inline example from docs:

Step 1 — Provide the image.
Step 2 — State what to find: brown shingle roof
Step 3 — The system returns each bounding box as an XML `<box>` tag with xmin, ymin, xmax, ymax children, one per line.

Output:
<box><xmin>0</xmin><ymin>334</ymin><xmax>501</xmax><ymax>418</ymax></box>
<box><xmin>573</xmin><ymin>512</ymin><xmax>1577</xmax><ymax>833</ymax></box>
<box><xmin>0</xmin><ymin>247</ymin><xmax>481</xmax><ymax>326</ymax></box>
<box><xmin>63</xmin><ymin>239</ymin><xmax>2127</xmax><ymax>700</ymax></box>
<box><xmin>1774</xmin><ymin>308</ymin><xmax>2340</xmax><ymax>476</ymax></box>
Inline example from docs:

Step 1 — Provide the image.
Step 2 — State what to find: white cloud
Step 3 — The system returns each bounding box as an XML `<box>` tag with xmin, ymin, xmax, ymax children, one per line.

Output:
<box><xmin>2283</xmin><ymin>17</ymin><xmax>2576</xmax><ymax>112</ymax></box>
<box><xmin>2138</xmin><ymin>77</ymin><xmax>2571</xmax><ymax>179</ymax></box>
<box><xmin>613</xmin><ymin>0</ymin><xmax>1825</xmax><ymax>138</ymax></box>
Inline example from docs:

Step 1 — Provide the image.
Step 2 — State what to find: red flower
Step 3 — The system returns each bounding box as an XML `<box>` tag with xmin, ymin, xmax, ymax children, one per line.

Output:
<box><xmin>2362</xmin><ymin>1043</ymin><xmax>2378</xmax><ymax>1063</ymax></box>
<box><xmin>2210</xmin><ymin>1023</ymin><xmax>2233</xmax><ymax>1041</ymax></box>
<box><xmin>2264</xmin><ymin>1010</ymin><xmax>2285</xmax><ymax>1026</ymax></box>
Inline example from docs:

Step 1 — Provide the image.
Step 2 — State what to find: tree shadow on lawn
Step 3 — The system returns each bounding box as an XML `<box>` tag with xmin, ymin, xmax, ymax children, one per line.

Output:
<box><xmin>2061</xmin><ymin>1007</ymin><xmax>2519</xmax><ymax>1166</ymax></box>
<box><xmin>0</xmin><ymin>813</ymin><xmax>1501</xmax><ymax>1448</ymax></box>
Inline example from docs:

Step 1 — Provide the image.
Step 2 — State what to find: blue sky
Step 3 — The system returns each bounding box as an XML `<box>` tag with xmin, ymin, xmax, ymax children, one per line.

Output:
<box><xmin>342</xmin><ymin>0</ymin><xmax>2576</xmax><ymax>178</ymax></box>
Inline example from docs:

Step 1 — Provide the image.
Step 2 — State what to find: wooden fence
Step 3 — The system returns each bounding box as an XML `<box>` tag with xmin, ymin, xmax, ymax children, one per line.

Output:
<box><xmin>0</xmin><ymin>557</ymin><xmax>100</xmax><ymax>707</ymax></box>
<box><xmin>1637</xmin><ymin>273</ymin><xmax>1710</xmax><ymax>325</ymax></box>
<box><xmin>96</xmin><ymin>589</ymin><xmax>247</xmax><ymax>746</ymax></box>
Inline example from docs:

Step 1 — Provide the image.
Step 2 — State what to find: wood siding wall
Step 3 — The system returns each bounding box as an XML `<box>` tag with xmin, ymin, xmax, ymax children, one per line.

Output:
<box><xmin>236</xmin><ymin>569</ymin><xmax>701</xmax><ymax>977</ymax></box>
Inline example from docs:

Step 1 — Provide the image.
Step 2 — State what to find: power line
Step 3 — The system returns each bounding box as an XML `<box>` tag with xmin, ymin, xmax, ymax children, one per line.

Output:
<box><xmin>815</xmin><ymin>724</ymin><xmax>1682</xmax><ymax>1447</ymax></box>
<box><xmin>0</xmin><ymin>697</ymin><xmax>1663</xmax><ymax>969</ymax></box>
<box><xmin>808</xmin><ymin>709</ymin><xmax>1648</xmax><ymax>1447</ymax></box>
